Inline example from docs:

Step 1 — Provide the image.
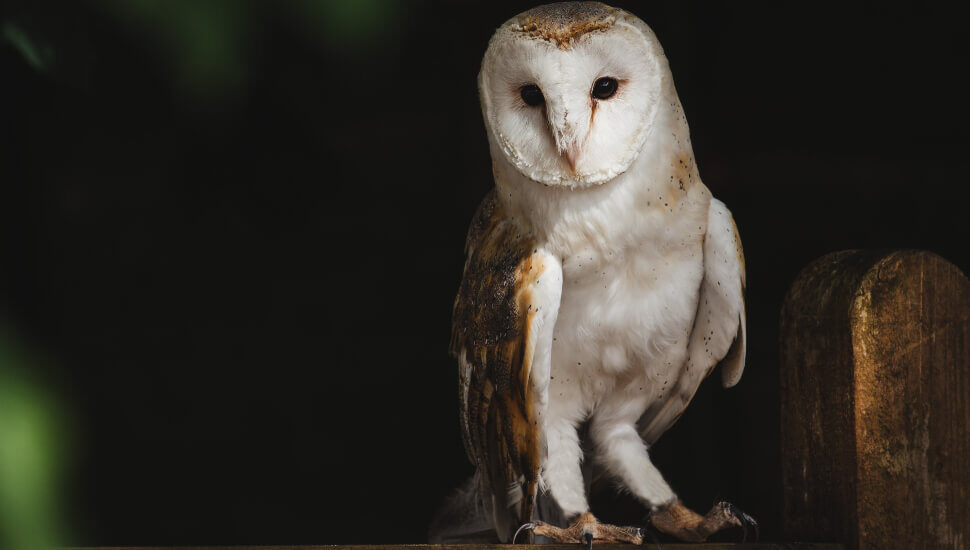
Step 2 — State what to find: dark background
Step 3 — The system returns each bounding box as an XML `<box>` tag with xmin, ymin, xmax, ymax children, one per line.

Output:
<box><xmin>1</xmin><ymin>0</ymin><xmax>968</xmax><ymax>546</ymax></box>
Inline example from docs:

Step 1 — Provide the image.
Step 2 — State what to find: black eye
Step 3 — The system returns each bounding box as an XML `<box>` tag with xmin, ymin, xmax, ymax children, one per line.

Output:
<box><xmin>592</xmin><ymin>77</ymin><xmax>618</xmax><ymax>100</ymax></box>
<box><xmin>520</xmin><ymin>84</ymin><xmax>544</xmax><ymax>106</ymax></box>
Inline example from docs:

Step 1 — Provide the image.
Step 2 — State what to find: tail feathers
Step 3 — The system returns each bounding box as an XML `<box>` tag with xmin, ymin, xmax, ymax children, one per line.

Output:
<box><xmin>428</xmin><ymin>474</ymin><xmax>500</xmax><ymax>544</ymax></box>
<box><xmin>429</xmin><ymin>473</ymin><xmax>569</xmax><ymax>544</ymax></box>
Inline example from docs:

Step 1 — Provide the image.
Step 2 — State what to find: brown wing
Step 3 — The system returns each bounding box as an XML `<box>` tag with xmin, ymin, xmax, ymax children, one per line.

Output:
<box><xmin>452</xmin><ymin>190</ymin><xmax>562</xmax><ymax>540</ymax></box>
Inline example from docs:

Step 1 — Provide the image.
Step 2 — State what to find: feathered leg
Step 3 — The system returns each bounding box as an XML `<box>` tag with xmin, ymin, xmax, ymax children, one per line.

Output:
<box><xmin>589</xmin><ymin>398</ymin><xmax>757</xmax><ymax>543</ymax></box>
<box><xmin>520</xmin><ymin>407</ymin><xmax>650</xmax><ymax>546</ymax></box>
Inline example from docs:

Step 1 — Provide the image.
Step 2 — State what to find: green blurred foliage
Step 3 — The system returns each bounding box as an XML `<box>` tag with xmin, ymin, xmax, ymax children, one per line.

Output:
<box><xmin>3</xmin><ymin>0</ymin><xmax>400</xmax><ymax>103</ymax></box>
<box><xmin>1</xmin><ymin>20</ymin><xmax>53</xmax><ymax>73</ymax></box>
<box><xmin>0</xmin><ymin>328</ymin><xmax>65</xmax><ymax>550</ymax></box>
<box><xmin>284</xmin><ymin>0</ymin><xmax>400</xmax><ymax>47</ymax></box>
<box><xmin>0</xmin><ymin>2</ymin><xmax>401</xmax><ymax>544</ymax></box>
<box><xmin>93</xmin><ymin>0</ymin><xmax>249</xmax><ymax>102</ymax></box>
<box><xmin>90</xmin><ymin>0</ymin><xmax>400</xmax><ymax>102</ymax></box>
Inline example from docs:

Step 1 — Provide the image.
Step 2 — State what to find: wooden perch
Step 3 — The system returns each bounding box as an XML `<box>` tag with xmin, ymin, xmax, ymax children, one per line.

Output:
<box><xmin>74</xmin><ymin>545</ymin><xmax>844</xmax><ymax>550</ymax></box>
<box><xmin>780</xmin><ymin>250</ymin><xmax>970</xmax><ymax>550</ymax></box>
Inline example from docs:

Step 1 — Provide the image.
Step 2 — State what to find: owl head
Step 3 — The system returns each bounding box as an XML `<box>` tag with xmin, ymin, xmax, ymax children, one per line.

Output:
<box><xmin>479</xmin><ymin>2</ymin><xmax>680</xmax><ymax>189</ymax></box>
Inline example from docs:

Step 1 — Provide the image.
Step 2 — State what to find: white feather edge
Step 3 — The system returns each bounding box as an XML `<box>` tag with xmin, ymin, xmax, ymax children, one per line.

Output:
<box><xmin>637</xmin><ymin>198</ymin><xmax>746</xmax><ymax>445</ymax></box>
<box><xmin>526</xmin><ymin>250</ymin><xmax>564</xmax><ymax>481</ymax></box>
<box><xmin>704</xmin><ymin>198</ymin><xmax>746</xmax><ymax>388</ymax></box>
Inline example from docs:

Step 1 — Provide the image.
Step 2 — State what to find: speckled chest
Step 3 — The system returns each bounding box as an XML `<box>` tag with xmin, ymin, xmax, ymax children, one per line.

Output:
<box><xmin>548</xmin><ymin>225</ymin><xmax>705</xmax><ymax>402</ymax></box>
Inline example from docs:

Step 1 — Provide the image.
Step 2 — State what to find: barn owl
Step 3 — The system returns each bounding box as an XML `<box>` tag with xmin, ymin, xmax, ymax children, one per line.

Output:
<box><xmin>438</xmin><ymin>2</ymin><xmax>753</xmax><ymax>545</ymax></box>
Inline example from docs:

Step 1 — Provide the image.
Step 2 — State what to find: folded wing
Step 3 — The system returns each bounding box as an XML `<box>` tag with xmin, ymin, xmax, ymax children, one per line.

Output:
<box><xmin>638</xmin><ymin>198</ymin><xmax>746</xmax><ymax>445</ymax></box>
<box><xmin>452</xmin><ymin>191</ymin><xmax>563</xmax><ymax>541</ymax></box>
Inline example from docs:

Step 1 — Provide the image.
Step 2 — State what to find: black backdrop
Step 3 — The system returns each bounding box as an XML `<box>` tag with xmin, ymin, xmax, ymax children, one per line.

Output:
<box><xmin>1</xmin><ymin>0</ymin><xmax>968</xmax><ymax>546</ymax></box>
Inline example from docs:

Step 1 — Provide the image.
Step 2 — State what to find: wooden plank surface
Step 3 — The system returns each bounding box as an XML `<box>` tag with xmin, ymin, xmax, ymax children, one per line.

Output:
<box><xmin>780</xmin><ymin>250</ymin><xmax>970</xmax><ymax>550</ymax></box>
<box><xmin>73</xmin><ymin>545</ymin><xmax>844</xmax><ymax>550</ymax></box>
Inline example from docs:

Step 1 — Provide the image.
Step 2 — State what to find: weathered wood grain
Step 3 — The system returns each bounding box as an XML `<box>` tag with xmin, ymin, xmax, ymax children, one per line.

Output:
<box><xmin>72</xmin><ymin>545</ymin><xmax>844</xmax><ymax>550</ymax></box>
<box><xmin>780</xmin><ymin>250</ymin><xmax>970</xmax><ymax>550</ymax></box>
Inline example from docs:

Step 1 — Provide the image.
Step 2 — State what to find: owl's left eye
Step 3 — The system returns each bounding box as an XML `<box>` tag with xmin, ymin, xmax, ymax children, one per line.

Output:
<box><xmin>520</xmin><ymin>84</ymin><xmax>545</xmax><ymax>107</ymax></box>
<box><xmin>592</xmin><ymin>77</ymin><xmax>619</xmax><ymax>100</ymax></box>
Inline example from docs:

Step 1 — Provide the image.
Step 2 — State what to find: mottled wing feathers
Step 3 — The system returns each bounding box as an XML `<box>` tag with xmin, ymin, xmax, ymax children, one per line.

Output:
<box><xmin>638</xmin><ymin>198</ymin><xmax>746</xmax><ymax>445</ymax></box>
<box><xmin>452</xmin><ymin>191</ymin><xmax>562</xmax><ymax>540</ymax></box>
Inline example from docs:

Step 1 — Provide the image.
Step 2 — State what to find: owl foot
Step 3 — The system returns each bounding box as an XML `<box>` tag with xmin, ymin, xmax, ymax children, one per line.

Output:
<box><xmin>649</xmin><ymin>500</ymin><xmax>758</xmax><ymax>543</ymax></box>
<box><xmin>514</xmin><ymin>512</ymin><xmax>657</xmax><ymax>549</ymax></box>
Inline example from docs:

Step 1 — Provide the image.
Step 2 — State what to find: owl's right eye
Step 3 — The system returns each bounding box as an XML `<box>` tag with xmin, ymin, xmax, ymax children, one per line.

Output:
<box><xmin>520</xmin><ymin>85</ymin><xmax>544</xmax><ymax>107</ymax></box>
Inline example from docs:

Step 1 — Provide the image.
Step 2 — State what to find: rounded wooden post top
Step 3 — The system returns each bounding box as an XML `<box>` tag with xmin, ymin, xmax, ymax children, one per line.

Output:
<box><xmin>780</xmin><ymin>249</ymin><xmax>969</xmax><ymax>550</ymax></box>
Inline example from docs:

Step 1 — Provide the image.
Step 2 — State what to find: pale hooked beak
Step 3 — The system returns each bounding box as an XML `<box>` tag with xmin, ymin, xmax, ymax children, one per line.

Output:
<box><xmin>545</xmin><ymin>94</ymin><xmax>590</xmax><ymax>174</ymax></box>
<box><xmin>562</xmin><ymin>143</ymin><xmax>582</xmax><ymax>173</ymax></box>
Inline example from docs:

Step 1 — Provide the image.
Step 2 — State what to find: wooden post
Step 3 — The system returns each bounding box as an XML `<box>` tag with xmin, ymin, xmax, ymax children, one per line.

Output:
<box><xmin>780</xmin><ymin>250</ymin><xmax>970</xmax><ymax>549</ymax></box>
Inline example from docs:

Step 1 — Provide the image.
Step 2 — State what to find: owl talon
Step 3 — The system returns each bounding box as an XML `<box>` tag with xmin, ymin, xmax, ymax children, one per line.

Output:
<box><xmin>650</xmin><ymin>499</ymin><xmax>757</xmax><ymax>542</ymax></box>
<box><xmin>515</xmin><ymin>513</ymin><xmax>643</xmax><ymax>545</ymax></box>
<box><xmin>724</xmin><ymin>502</ymin><xmax>759</xmax><ymax>542</ymax></box>
<box><xmin>513</xmin><ymin>522</ymin><xmax>536</xmax><ymax>544</ymax></box>
<box><xmin>639</xmin><ymin>526</ymin><xmax>663</xmax><ymax>550</ymax></box>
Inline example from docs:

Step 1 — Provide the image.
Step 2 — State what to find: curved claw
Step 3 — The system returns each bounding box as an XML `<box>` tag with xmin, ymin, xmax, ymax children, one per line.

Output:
<box><xmin>725</xmin><ymin>502</ymin><xmax>759</xmax><ymax>543</ymax></box>
<box><xmin>638</xmin><ymin>527</ymin><xmax>663</xmax><ymax>550</ymax></box>
<box><xmin>513</xmin><ymin>522</ymin><xmax>537</xmax><ymax>544</ymax></box>
<box><xmin>637</xmin><ymin>527</ymin><xmax>662</xmax><ymax>550</ymax></box>
<box><xmin>582</xmin><ymin>531</ymin><xmax>594</xmax><ymax>550</ymax></box>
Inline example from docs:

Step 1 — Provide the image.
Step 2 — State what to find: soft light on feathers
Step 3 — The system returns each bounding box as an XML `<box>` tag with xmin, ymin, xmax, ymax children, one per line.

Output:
<box><xmin>441</xmin><ymin>2</ymin><xmax>747</xmax><ymax>543</ymax></box>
